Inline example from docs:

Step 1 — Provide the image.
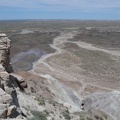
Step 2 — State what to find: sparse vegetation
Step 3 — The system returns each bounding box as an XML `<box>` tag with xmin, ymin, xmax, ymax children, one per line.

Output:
<box><xmin>49</xmin><ymin>100</ymin><xmax>58</xmax><ymax>107</ymax></box>
<box><xmin>43</xmin><ymin>110</ymin><xmax>49</xmax><ymax>116</ymax></box>
<box><xmin>86</xmin><ymin>117</ymin><xmax>93</xmax><ymax>120</ymax></box>
<box><xmin>79</xmin><ymin>112</ymin><xmax>86</xmax><ymax>120</ymax></box>
<box><xmin>28</xmin><ymin>111</ymin><xmax>47</xmax><ymax>120</ymax></box>
<box><xmin>103</xmin><ymin>114</ymin><xmax>107</xmax><ymax>119</ymax></box>
<box><xmin>94</xmin><ymin>115</ymin><xmax>99</xmax><ymax>119</ymax></box>
<box><xmin>62</xmin><ymin>109</ymin><xmax>71</xmax><ymax>120</ymax></box>
<box><xmin>30</xmin><ymin>87</ymin><xmax>36</xmax><ymax>93</ymax></box>
<box><xmin>73</xmin><ymin>47</ymin><xmax>120</xmax><ymax>80</ymax></box>
<box><xmin>69</xmin><ymin>29</ymin><xmax>120</xmax><ymax>48</ymax></box>
<box><xmin>94</xmin><ymin>115</ymin><xmax>104</xmax><ymax>120</ymax></box>
<box><xmin>35</xmin><ymin>97</ymin><xmax>45</xmax><ymax>106</ymax></box>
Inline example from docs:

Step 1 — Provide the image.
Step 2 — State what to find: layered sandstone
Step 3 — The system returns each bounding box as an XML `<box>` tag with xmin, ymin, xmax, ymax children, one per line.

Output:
<box><xmin>0</xmin><ymin>34</ymin><xmax>26</xmax><ymax>119</ymax></box>
<box><xmin>0</xmin><ymin>34</ymin><xmax>11</xmax><ymax>71</ymax></box>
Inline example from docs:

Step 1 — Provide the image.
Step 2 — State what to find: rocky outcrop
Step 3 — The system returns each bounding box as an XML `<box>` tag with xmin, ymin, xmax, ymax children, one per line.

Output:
<box><xmin>0</xmin><ymin>34</ymin><xmax>26</xmax><ymax>119</ymax></box>
<box><xmin>10</xmin><ymin>73</ymin><xmax>27</xmax><ymax>89</ymax></box>
<box><xmin>0</xmin><ymin>34</ymin><xmax>11</xmax><ymax>72</ymax></box>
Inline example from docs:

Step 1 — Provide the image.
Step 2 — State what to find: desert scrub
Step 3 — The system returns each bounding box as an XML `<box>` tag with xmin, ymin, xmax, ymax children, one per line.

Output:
<box><xmin>43</xmin><ymin>110</ymin><xmax>49</xmax><ymax>116</ymax></box>
<box><xmin>28</xmin><ymin>111</ymin><xmax>47</xmax><ymax>120</ymax></box>
<box><xmin>86</xmin><ymin>118</ymin><xmax>93</xmax><ymax>120</ymax></box>
<box><xmin>62</xmin><ymin>109</ymin><xmax>71</xmax><ymax>120</ymax></box>
<box><xmin>79</xmin><ymin>112</ymin><xmax>87</xmax><ymax>120</ymax></box>
<box><xmin>103</xmin><ymin>114</ymin><xmax>107</xmax><ymax>119</ymax></box>
<box><xmin>30</xmin><ymin>87</ymin><xmax>36</xmax><ymax>93</ymax></box>
<box><xmin>49</xmin><ymin>100</ymin><xmax>58</xmax><ymax>107</ymax></box>
<box><xmin>35</xmin><ymin>97</ymin><xmax>45</xmax><ymax>106</ymax></box>
<box><xmin>94</xmin><ymin>115</ymin><xmax>105</xmax><ymax>120</ymax></box>
<box><xmin>73</xmin><ymin>47</ymin><xmax>120</xmax><ymax>78</ymax></box>
<box><xmin>79</xmin><ymin>114</ymin><xmax>86</xmax><ymax>120</ymax></box>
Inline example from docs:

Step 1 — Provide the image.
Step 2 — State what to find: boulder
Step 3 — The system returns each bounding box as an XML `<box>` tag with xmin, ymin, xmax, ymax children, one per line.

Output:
<box><xmin>10</xmin><ymin>73</ymin><xmax>25</xmax><ymax>83</ymax></box>
<box><xmin>5</xmin><ymin>87</ymin><xmax>15</xmax><ymax>95</ymax></box>
<box><xmin>20</xmin><ymin>82</ymin><xmax>28</xmax><ymax>88</ymax></box>
<box><xmin>0</xmin><ymin>88</ymin><xmax>12</xmax><ymax>104</ymax></box>
<box><xmin>0</xmin><ymin>72</ymin><xmax>9</xmax><ymax>81</ymax></box>
<box><xmin>10</xmin><ymin>73</ymin><xmax>27</xmax><ymax>89</ymax></box>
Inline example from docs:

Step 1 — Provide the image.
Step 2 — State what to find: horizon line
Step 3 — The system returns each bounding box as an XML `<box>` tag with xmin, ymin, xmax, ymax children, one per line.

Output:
<box><xmin>0</xmin><ymin>19</ymin><xmax>120</xmax><ymax>21</ymax></box>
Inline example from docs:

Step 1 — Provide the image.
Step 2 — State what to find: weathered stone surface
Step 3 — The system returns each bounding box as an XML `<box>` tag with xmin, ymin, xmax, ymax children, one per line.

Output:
<box><xmin>7</xmin><ymin>105</ymin><xmax>16</xmax><ymax>117</ymax></box>
<box><xmin>10</xmin><ymin>73</ymin><xmax>25</xmax><ymax>83</ymax></box>
<box><xmin>0</xmin><ymin>34</ymin><xmax>11</xmax><ymax>71</ymax></box>
<box><xmin>0</xmin><ymin>88</ymin><xmax>12</xmax><ymax>104</ymax></box>
<box><xmin>20</xmin><ymin>82</ymin><xmax>27</xmax><ymax>88</ymax></box>
<box><xmin>2</xmin><ymin>95</ymin><xmax>12</xmax><ymax>104</ymax></box>
<box><xmin>4</xmin><ymin>87</ymin><xmax>15</xmax><ymax>95</ymax></box>
<box><xmin>0</xmin><ymin>34</ymin><xmax>7</xmax><ymax>37</ymax></box>
<box><xmin>63</xmin><ymin>102</ymin><xmax>71</xmax><ymax>109</ymax></box>
<box><xmin>0</xmin><ymin>65</ymin><xmax>5</xmax><ymax>72</ymax></box>
<box><xmin>0</xmin><ymin>72</ymin><xmax>9</xmax><ymax>81</ymax></box>
<box><xmin>10</xmin><ymin>73</ymin><xmax>27</xmax><ymax>89</ymax></box>
<box><xmin>0</xmin><ymin>34</ymin><xmax>26</xmax><ymax>119</ymax></box>
<box><xmin>0</xmin><ymin>104</ymin><xmax>7</xmax><ymax>118</ymax></box>
<box><xmin>0</xmin><ymin>110</ymin><xmax>7</xmax><ymax>119</ymax></box>
<box><xmin>0</xmin><ymin>104</ymin><xmax>7</xmax><ymax>111</ymax></box>
<box><xmin>16</xmin><ymin>115</ymin><xmax>24</xmax><ymax>119</ymax></box>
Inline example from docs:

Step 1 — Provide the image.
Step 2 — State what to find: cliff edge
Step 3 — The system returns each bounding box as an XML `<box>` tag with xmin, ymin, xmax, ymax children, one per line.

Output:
<box><xmin>0</xmin><ymin>34</ymin><xmax>27</xmax><ymax>119</ymax></box>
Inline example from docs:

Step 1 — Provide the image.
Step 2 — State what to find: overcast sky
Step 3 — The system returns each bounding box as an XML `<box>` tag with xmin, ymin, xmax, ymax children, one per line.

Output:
<box><xmin>0</xmin><ymin>0</ymin><xmax>120</xmax><ymax>20</ymax></box>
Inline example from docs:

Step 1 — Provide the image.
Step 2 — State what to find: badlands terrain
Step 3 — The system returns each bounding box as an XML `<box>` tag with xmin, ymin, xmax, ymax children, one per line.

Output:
<box><xmin>0</xmin><ymin>20</ymin><xmax>120</xmax><ymax>120</ymax></box>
